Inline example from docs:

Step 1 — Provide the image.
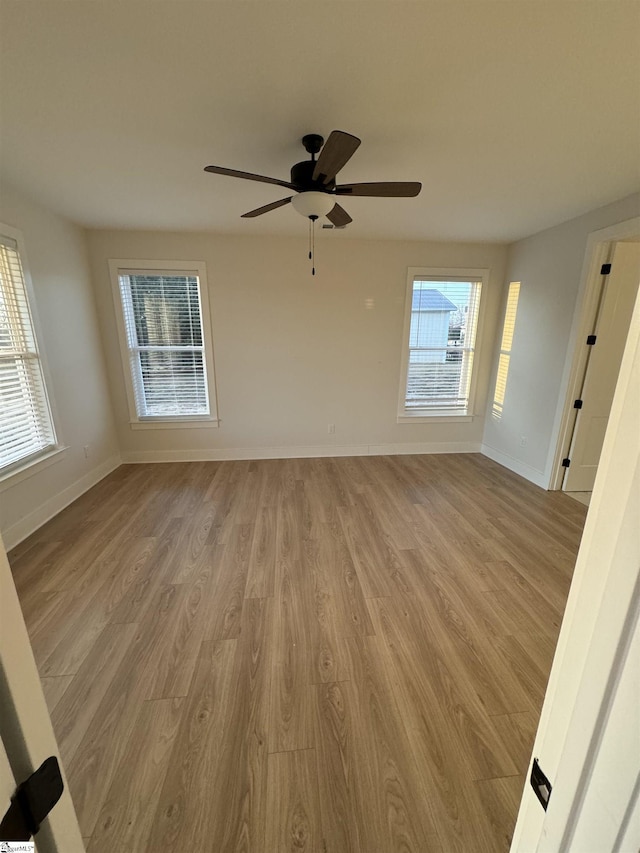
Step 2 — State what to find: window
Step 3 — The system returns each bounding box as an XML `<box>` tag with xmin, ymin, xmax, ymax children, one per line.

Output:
<box><xmin>492</xmin><ymin>281</ymin><xmax>521</xmax><ymax>420</ymax></box>
<box><xmin>109</xmin><ymin>260</ymin><xmax>218</xmax><ymax>426</ymax></box>
<box><xmin>398</xmin><ymin>268</ymin><xmax>485</xmax><ymax>419</ymax></box>
<box><xmin>0</xmin><ymin>230</ymin><xmax>57</xmax><ymax>474</ymax></box>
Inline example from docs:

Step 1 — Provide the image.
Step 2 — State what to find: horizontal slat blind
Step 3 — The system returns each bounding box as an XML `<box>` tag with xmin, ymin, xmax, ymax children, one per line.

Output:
<box><xmin>0</xmin><ymin>237</ymin><xmax>56</xmax><ymax>471</ymax></box>
<box><xmin>118</xmin><ymin>273</ymin><xmax>210</xmax><ymax>418</ymax></box>
<box><xmin>405</xmin><ymin>279</ymin><xmax>482</xmax><ymax>412</ymax></box>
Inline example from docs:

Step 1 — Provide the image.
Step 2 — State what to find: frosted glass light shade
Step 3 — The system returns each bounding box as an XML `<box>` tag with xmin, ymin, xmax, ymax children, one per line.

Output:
<box><xmin>291</xmin><ymin>191</ymin><xmax>335</xmax><ymax>219</ymax></box>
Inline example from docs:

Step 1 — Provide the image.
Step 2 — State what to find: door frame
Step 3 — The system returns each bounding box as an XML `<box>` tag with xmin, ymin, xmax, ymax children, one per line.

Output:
<box><xmin>548</xmin><ymin>216</ymin><xmax>640</xmax><ymax>490</ymax></box>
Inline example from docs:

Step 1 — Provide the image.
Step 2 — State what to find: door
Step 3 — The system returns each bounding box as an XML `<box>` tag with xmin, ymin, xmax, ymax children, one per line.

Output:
<box><xmin>563</xmin><ymin>241</ymin><xmax>640</xmax><ymax>492</ymax></box>
<box><xmin>511</xmin><ymin>282</ymin><xmax>640</xmax><ymax>851</ymax></box>
<box><xmin>0</xmin><ymin>534</ymin><xmax>85</xmax><ymax>852</ymax></box>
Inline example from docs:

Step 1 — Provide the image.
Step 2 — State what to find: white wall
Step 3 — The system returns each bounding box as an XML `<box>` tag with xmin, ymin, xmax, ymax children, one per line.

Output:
<box><xmin>87</xmin><ymin>230</ymin><xmax>506</xmax><ymax>461</ymax></box>
<box><xmin>0</xmin><ymin>185</ymin><xmax>120</xmax><ymax>548</ymax></box>
<box><xmin>482</xmin><ymin>193</ymin><xmax>640</xmax><ymax>487</ymax></box>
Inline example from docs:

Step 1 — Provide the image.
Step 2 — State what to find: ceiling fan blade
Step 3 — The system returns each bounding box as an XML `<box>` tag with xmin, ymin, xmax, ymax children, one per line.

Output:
<box><xmin>204</xmin><ymin>165</ymin><xmax>297</xmax><ymax>190</ymax></box>
<box><xmin>312</xmin><ymin>131</ymin><xmax>361</xmax><ymax>185</ymax></box>
<box><xmin>335</xmin><ymin>182</ymin><xmax>422</xmax><ymax>197</ymax></box>
<box><xmin>326</xmin><ymin>203</ymin><xmax>352</xmax><ymax>227</ymax></box>
<box><xmin>241</xmin><ymin>197</ymin><xmax>293</xmax><ymax>218</ymax></box>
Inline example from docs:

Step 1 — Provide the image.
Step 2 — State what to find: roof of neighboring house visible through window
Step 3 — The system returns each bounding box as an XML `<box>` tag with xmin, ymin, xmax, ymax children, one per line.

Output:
<box><xmin>412</xmin><ymin>289</ymin><xmax>458</xmax><ymax>312</ymax></box>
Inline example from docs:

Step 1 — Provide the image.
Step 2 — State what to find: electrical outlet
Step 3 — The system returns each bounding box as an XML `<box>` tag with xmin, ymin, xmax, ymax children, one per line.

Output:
<box><xmin>83</xmin><ymin>444</ymin><xmax>91</xmax><ymax>459</ymax></box>
<box><xmin>328</xmin><ymin>424</ymin><xmax>335</xmax><ymax>434</ymax></box>
<box><xmin>519</xmin><ymin>436</ymin><xmax>527</xmax><ymax>447</ymax></box>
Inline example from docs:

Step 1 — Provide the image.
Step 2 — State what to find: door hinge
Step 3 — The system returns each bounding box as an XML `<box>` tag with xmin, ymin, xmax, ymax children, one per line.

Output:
<box><xmin>600</xmin><ymin>263</ymin><xmax>612</xmax><ymax>275</ymax></box>
<box><xmin>574</xmin><ymin>399</ymin><xmax>583</xmax><ymax>409</ymax></box>
<box><xmin>562</xmin><ymin>457</ymin><xmax>571</xmax><ymax>468</ymax></box>
<box><xmin>586</xmin><ymin>334</ymin><xmax>597</xmax><ymax>345</ymax></box>
<box><xmin>0</xmin><ymin>756</ymin><xmax>64</xmax><ymax>842</ymax></box>
<box><xmin>530</xmin><ymin>758</ymin><xmax>552</xmax><ymax>811</ymax></box>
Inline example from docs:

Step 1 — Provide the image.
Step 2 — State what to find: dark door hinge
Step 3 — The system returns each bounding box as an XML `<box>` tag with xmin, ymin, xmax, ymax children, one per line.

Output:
<box><xmin>562</xmin><ymin>457</ymin><xmax>571</xmax><ymax>468</ymax></box>
<box><xmin>601</xmin><ymin>263</ymin><xmax>612</xmax><ymax>275</ymax></box>
<box><xmin>586</xmin><ymin>334</ymin><xmax>597</xmax><ymax>345</ymax></box>
<box><xmin>574</xmin><ymin>399</ymin><xmax>583</xmax><ymax>409</ymax></box>
<box><xmin>0</xmin><ymin>756</ymin><xmax>64</xmax><ymax>842</ymax></box>
<box><xmin>530</xmin><ymin>758</ymin><xmax>552</xmax><ymax>811</ymax></box>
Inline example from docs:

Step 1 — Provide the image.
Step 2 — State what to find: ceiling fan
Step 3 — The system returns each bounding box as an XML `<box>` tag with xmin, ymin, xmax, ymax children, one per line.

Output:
<box><xmin>204</xmin><ymin>130</ymin><xmax>422</xmax><ymax>227</ymax></box>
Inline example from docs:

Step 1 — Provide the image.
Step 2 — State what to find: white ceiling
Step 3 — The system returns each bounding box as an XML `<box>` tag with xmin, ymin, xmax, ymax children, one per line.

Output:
<box><xmin>1</xmin><ymin>1</ymin><xmax>639</xmax><ymax>242</ymax></box>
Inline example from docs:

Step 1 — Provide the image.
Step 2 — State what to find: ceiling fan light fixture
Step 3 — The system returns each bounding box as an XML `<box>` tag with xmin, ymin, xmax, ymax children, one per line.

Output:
<box><xmin>291</xmin><ymin>191</ymin><xmax>335</xmax><ymax>220</ymax></box>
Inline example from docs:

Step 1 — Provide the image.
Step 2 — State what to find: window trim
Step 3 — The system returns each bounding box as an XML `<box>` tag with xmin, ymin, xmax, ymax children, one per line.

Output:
<box><xmin>0</xmin><ymin>222</ymin><xmax>62</xmax><ymax>478</ymax></box>
<box><xmin>108</xmin><ymin>259</ymin><xmax>219</xmax><ymax>428</ymax></box>
<box><xmin>397</xmin><ymin>266</ymin><xmax>489</xmax><ymax>421</ymax></box>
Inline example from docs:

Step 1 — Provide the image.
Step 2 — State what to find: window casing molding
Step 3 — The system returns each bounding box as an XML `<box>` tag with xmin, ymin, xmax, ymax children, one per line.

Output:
<box><xmin>0</xmin><ymin>222</ymin><xmax>61</xmax><ymax>478</ymax></box>
<box><xmin>108</xmin><ymin>259</ymin><xmax>219</xmax><ymax>429</ymax></box>
<box><xmin>397</xmin><ymin>267</ymin><xmax>489</xmax><ymax>421</ymax></box>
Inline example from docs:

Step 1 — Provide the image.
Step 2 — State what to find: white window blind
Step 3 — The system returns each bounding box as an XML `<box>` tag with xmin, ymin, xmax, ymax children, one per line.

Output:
<box><xmin>0</xmin><ymin>235</ymin><xmax>56</xmax><ymax>472</ymax></box>
<box><xmin>118</xmin><ymin>271</ymin><xmax>211</xmax><ymax>419</ymax></box>
<box><xmin>404</xmin><ymin>278</ymin><xmax>482</xmax><ymax>413</ymax></box>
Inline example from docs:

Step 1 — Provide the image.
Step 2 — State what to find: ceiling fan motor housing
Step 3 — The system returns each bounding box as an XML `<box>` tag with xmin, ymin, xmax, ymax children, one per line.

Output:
<box><xmin>291</xmin><ymin>160</ymin><xmax>335</xmax><ymax>192</ymax></box>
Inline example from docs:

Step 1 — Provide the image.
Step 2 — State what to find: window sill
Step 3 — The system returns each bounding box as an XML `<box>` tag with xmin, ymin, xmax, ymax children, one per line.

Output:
<box><xmin>0</xmin><ymin>445</ymin><xmax>69</xmax><ymax>492</ymax></box>
<box><xmin>397</xmin><ymin>413</ymin><xmax>474</xmax><ymax>424</ymax></box>
<box><xmin>129</xmin><ymin>418</ymin><xmax>220</xmax><ymax>431</ymax></box>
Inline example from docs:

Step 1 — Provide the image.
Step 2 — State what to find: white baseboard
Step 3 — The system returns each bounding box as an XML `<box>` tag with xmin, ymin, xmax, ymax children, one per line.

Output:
<box><xmin>120</xmin><ymin>440</ymin><xmax>482</xmax><ymax>464</ymax></box>
<box><xmin>480</xmin><ymin>443</ymin><xmax>549</xmax><ymax>489</ymax></box>
<box><xmin>2</xmin><ymin>454</ymin><xmax>122</xmax><ymax>550</ymax></box>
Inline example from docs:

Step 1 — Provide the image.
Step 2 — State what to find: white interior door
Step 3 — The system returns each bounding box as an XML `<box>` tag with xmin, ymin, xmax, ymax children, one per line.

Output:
<box><xmin>511</xmin><ymin>282</ymin><xmax>640</xmax><ymax>851</ymax></box>
<box><xmin>563</xmin><ymin>241</ymin><xmax>640</xmax><ymax>492</ymax></box>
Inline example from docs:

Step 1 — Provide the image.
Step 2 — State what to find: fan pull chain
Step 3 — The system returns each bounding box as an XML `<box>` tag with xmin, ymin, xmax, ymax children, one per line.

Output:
<box><xmin>312</xmin><ymin>217</ymin><xmax>316</xmax><ymax>275</ymax></box>
<box><xmin>308</xmin><ymin>215</ymin><xmax>317</xmax><ymax>276</ymax></box>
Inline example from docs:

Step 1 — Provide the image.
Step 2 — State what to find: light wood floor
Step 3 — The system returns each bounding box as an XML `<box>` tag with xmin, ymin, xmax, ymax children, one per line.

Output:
<box><xmin>9</xmin><ymin>454</ymin><xmax>587</xmax><ymax>852</ymax></box>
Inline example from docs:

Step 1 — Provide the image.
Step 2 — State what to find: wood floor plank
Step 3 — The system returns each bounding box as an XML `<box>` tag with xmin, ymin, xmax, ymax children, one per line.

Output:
<box><xmin>171</xmin><ymin>499</ymin><xmax>217</xmax><ymax>583</ymax></box>
<box><xmin>144</xmin><ymin>573</ymin><xmax>211</xmax><ymax>700</ymax></box>
<box><xmin>107</xmin><ymin>517</ymin><xmax>184</xmax><ymax>623</ymax></box>
<box><xmin>245</xmin><ymin>506</ymin><xmax>277</xmax><ymax>599</ymax></box>
<box><xmin>396</xmin><ymin>549</ymin><xmax>536</xmax><ymax>716</ymax></box>
<box><xmin>51</xmin><ymin>622</ymin><xmax>139</xmax><ymax>764</ymax></box>
<box><xmin>40</xmin><ymin>675</ymin><xmax>74</xmax><ymax>714</ymax></box>
<box><xmin>204</xmin><ymin>523</ymin><xmax>253</xmax><ymax>641</ymax></box>
<box><xmin>320</xmin><ymin>521</ymin><xmax>375</xmax><ymax>638</ymax></box>
<box><xmin>10</xmin><ymin>453</ymin><xmax>586</xmax><ymax>852</ymax></box>
<box><xmin>314</xmin><ymin>639</ymin><xmax>438</xmax><ymax>852</ymax></box>
<box><xmin>336</xmin><ymin>501</ymin><xmax>397</xmax><ymax>598</ymax></box>
<box><xmin>146</xmin><ymin>640</ymin><xmax>238</xmax><ymax>849</ymax></box>
<box><xmin>87</xmin><ymin>697</ymin><xmax>184</xmax><ymax>853</ymax></box>
<box><xmin>488</xmin><ymin>711</ymin><xmax>539</xmax><ymax>778</ymax></box>
<box><xmin>473</xmin><ymin>775</ymin><xmax>526</xmax><ymax>852</ymax></box>
<box><xmin>366</xmin><ymin>594</ymin><xmax>520</xmax><ymax>783</ymax></box>
<box><xmin>207</xmin><ymin>597</ymin><xmax>273</xmax><ymax>852</ymax></box>
<box><xmin>40</xmin><ymin>559</ymin><xmax>143</xmax><ymax>677</ymax></box>
<box><xmin>269</xmin><ymin>490</ymin><xmax>314</xmax><ymax>752</ymax></box>
<box><xmin>64</xmin><ymin>584</ymin><xmax>197</xmax><ymax>834</ymax></box>
<box><xmin>264</xmin><ymin>749</ymin><xmax>322</xmax><ymax>853</ymax></box>
<box><xmin>301</xmin><ymin>537</ymin><xmax>347</xmax><ymax>684</ymax></box>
